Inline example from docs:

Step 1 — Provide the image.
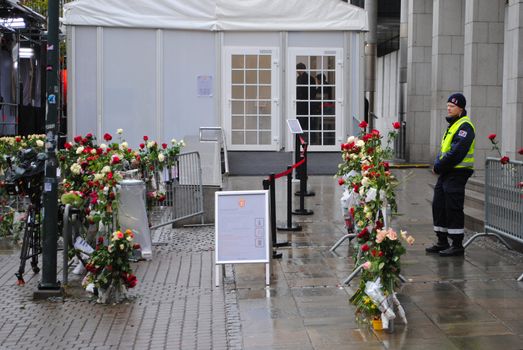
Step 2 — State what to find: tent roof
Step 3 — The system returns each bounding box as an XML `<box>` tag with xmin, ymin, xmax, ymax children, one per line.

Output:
<box><xmin>63</xmin><ymin>0</ymin><xmax>368</xmax><ymax>32</ymax></box>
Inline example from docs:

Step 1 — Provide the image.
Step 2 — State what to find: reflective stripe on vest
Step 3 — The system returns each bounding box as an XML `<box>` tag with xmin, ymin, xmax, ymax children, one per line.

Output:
<box><xmin>439</xmin><ymin>116</ymin><xmax>475</xmax><ymax>169</ymax></box>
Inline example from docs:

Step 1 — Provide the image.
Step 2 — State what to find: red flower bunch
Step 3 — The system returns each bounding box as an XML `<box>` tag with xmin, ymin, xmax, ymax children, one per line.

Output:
<box><xmin>392</xmin><ymin>121</ymin><xmax>401</xmax><ymax>129</ymax></box>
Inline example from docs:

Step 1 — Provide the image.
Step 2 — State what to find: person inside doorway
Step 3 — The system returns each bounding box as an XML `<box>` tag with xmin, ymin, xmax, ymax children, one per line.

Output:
<box><xmin>296</xmin><ymin>62</ymin><xmax>315</xmax><ymax>131</ymax></box>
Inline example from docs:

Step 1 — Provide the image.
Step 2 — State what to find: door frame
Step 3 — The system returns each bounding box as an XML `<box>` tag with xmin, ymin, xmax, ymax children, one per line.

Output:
<box><xmin>286</xmin><ymin>47</ymin><xmax>344</xmax><ymax>152</ymax></box>
<box><xmin>222</xmin><ymin>46</ymin><xmax>280</xmax><ymax>151</ymax></box>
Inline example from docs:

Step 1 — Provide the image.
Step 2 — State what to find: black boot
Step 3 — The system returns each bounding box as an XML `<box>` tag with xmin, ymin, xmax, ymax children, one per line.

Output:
<box><xmin>425</xmin><ymin>232</ymin><xmax>450</xmax><ymax>253</ymax></box>
<box><xmin>439</xmin><ymin>235</ymin><xmax>464</xmax><ymax>256</ymax></box>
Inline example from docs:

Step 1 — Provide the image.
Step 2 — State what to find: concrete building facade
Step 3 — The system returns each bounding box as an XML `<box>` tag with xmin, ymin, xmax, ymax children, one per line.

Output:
<box><xmin>374</xmin><ymin>0</ymin><xmax>523</xmax><ymax>167</ymax></box>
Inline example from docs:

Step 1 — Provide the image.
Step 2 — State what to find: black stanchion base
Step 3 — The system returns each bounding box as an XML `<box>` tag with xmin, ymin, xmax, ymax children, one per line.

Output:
<box><xmin>292</xmin><ymin>209</ymin><xmax>314</xmax><ymax>215</ymax></box>
<box><xmin>277</xmin><ymin>224</ymin><xmax>302</xmax><ymax>231</ymax></box>
<box><xmin>272</xmin><ymin>251</ymin><xmax>283</xmax><ymax>259</ymax></box>
<box><xmin>274</xmin><ymin>241</ymin><xmax>291</xmax><ymax>247</ymax></box>
<box><xmin>295</xmin><ymin>190</ymin><xmax>316</xmax><ymax>197</ymax></box>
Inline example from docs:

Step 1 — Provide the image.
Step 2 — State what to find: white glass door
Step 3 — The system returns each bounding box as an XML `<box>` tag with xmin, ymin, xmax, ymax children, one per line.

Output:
<box><xmin>224</xmin><ymin>47</ymin><xmax>279</xmax><ymax>151</ymax></box>
<box><xmin>288</xmin><ymin>48</ymin><xmax>343</xmax><ymax>151</ymax></box>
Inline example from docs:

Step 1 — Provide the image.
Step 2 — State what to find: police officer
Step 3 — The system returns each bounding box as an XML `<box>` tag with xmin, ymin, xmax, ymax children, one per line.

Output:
<box><xmin>426</xmin><ymin>93</ymin><xmax>475</xmax><ymax>257</ymax></box>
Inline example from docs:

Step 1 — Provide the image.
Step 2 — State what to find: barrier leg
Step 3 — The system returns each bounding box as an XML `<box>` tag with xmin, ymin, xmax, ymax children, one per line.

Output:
<box><xmin>329</xmin><ymin>233</ymin><xmax>356</xmax><ymax>252</ymax></box>
<box><xmin>463</xmin><ymin>232</ymin><xmax>513</xmax><ymax>250</ymax></box>
<box><xmin>517</xmin><ymin>273</ymin><xmax>523</xmax><ymax>282</ymax></box>
<box><xmin>277</xmin><ymin>166</ymin><xmax>302</xmax><ymax>232</ymax></box>
<box><xmin>342</xmin><ymin>264</ymin><xmax>364</xmax><ymax>285</ymax></box>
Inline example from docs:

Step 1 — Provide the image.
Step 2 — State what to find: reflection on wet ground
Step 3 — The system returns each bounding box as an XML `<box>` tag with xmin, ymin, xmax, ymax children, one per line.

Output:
<box><xmin>225</xmin><ymin>169</ymin><xmax>523</xmax><ymax>350</ymax></box>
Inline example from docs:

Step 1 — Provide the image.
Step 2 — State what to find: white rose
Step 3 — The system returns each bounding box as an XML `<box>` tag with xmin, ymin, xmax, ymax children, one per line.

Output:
<box><xmin>100</xmin><ymin>143</ymin><xmax>107</xmax><ymax>150</ymax></box>
<box><xmin>180</xmin><ymin>139</ymin><xmax>186</xmax><ymax>147</ymax></box>
<box><xmin>361</xmin><ymin>177</ymin><xmax>370</xmax><ymax>187</ymax></box>
<box><xmin>365</xmin><ymin>212</ymin><xmax>373</xmax><ymax>219</ymax></box>
<box><xmin>116</xmin><ymin>128</ymin><xmax>123</xmax><ymax>135</ymax></box>
<box><xmin>94</xmin><ymin>173</ymin><xmax>104</xmax><ymax>181</ymax></box>
<box><xmin>347</xmin><ymin>136</ymin><xmax>355</xmax><ymax>144</ymax></box>
<box><xmin>356</xmin><ymin>140</ymin><xmax>365</xmax><ymax>148</ymax></box>
<box><xmin>36</xmin><ymin>140</ymin><xmax>44</xmax><ymax>147</ymax></box>
<box><xmin>103</xmin><ymin>186</ymin><xmax>109</xmax><ymax>195</ymax></box>
<box><xmin>101</xmin><ymin>166</ymin><xmax>111</xmax><ymax>174</ymax></box>
<box><xmin>76</xmin><ymin>146</ymin><xmax>84</xmax><ymax>154</ymax></box>
<box><xmin>120</xmin><ymin>142</ymin><xmax>128</xmax><ymax>150</ymax></box>
<box><xmin>147</xmin><ymin>141</ymin><xmax>156</xmax><ymax>148</ymax></box>
<box><xmin>158</xmin><ymin>153</ymin><xmax>165</xmax><ymax>162</ymax></box>
<box><xmin>90</xmin><ymin>149</ymin><xmax>97</xmax><ymax>154</ymax></box>
<box><xmin>171</xmin><ymin>138</ymin><xmax>177</xmax><ymax>144</ymax></box>
<box><xmin>70</xmin><ymin>163</ymin><xmax>82</xmax><ymax>175</ymax></box>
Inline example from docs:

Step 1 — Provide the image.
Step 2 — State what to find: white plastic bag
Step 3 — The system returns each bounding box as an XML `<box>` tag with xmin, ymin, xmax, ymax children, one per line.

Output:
<box><xmin>364</xmin><ymin>277</ymin><xmax>396</xmax><ymax>326</ymax></box>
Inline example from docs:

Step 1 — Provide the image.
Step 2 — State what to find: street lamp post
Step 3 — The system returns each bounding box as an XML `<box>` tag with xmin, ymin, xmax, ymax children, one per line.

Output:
<box><xmin>34</xmin><ymin>0</ymin><xmax>63</xmax><ymax>299</ymax></box>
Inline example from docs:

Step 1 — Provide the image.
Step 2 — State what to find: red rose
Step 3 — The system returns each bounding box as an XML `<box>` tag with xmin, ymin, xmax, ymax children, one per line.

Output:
<box><xmin>127</xmin><ymin>148</ymin><xmax>132</xmax><ymax>153</ymax></box>
<box><xmin>86</xmin><ymin>133</ymin><xmax>93</xmax><ymax>139</ymax></box>
<box><xmin>353</xmin><ymin>184</ymin><xmax>359</xmax><ymax>192</ymax></box>
<box><xmin>133</xmin><ymin>243</ymin><xmax>141</xmax><ymax>250</ymax></box>
<box><xmin>371</xmin><ymin>249</ymin><xmax>377</xmax><ymax>257</ymax></box>
<box><xmin>139</xmin><ymin>143</ymin><xmax>145</xmax><ymax>149</ymax></box>
<box><xmin>96</xmin><ymin>148</ymin><xmax>103</xmax><ymax>155</ymax></box>
<box><xmin>378</xmin><ymin>251</ymin><xmax>384</xmax><ymax>257</ymax></box>
<box><xmin>112</xmin><ymin>156</ymin><xmax>121</xmax><ymax>164</ymax></box>
<box><xmin>349</xmin><ymin>207</ymin><xmax>355</xmax><ymax>216</ymax></box>
<box><xmin>143</xmin><ymin>135</ymin><xmax>149</xmax><ymax>141</ymax></box>
<box><xmin>107</xmin><ymin>172</ymin><xmax>113</xmax><ymax>180</ymax></box>
<box><xmin>162</xmin><ymin>143</ymin><xmax>168</xmax><ymax>149</ymax></box>
<box><xmin>64</xmin><ymin>142</ymin><xmax>72</xmax><ymax>150</ymax></box>
<box><xmin>518</xmin><ymin>148</ymin><xmax>523</xmax><ymax>155</ymax></box>
<box><xmin>375</xmin><ymin>220</ymin><xmax>384</xmax><ymax>229</ymax></box>
<box><xmin>338</xmin><ymin>178</ymin><xmax>345</xmax><ymax>186</ymax></box>
<box><xmin>74</xmin><ymin>135</ymin><xmax>82</xmax><ymax>143</ymax></box>
<box><xmin>158</xmin><ymin>194</ymin><xmax>166</xmax><ymax>202</ymax></box>
<box><xmin>103</xmin><ymin>133</ymin><xmax>112</xmax><ymax>141</ymax></box>
<box><xmin>488</xmin><ymin>134</ymin><xmax>496</xmax><ymax>141</ymax></box>
<box><xmin>359</xmin><ymin>121</ymin><xmax>368</xmax><ymax>128</ymax></box>
<box><xmin>109</xmin><ymin>192</ymin><xmax>115</xmax><ymax>200</ymax></box>
<box><xmin>382</xmin><ymin>162</ymin><xmax>390</xmax><ymax>170</ymax></box>
<box><xmin>15</xmin><ymin>136</ymin><xmax>21</xmax><ymax>142</ymax></box>
<box><xmin>106</xmin><ymin>265</ymin><xmax>113</xmax><ymax>272</ymax></box>
<box><xmin>500</xmin><ymin>156</ymin><xmax>510</xmax><ymax>164</ymax></box>
<box><xmin>392</xmin><ymin>121</ymin><xmax>401</xmax><ymax>129</ymax></box>
<box><xmin>517</xmin><ymin>182</ymin><xmax>523</xmax><ymax>188</ymax></box>
<box><xmin>371</xmin><ymin>129</ymin><xmax>380</xmax><ymax>137</ymax></box>
<box><xmin>361</xmin><ymin>244</ymin><xmax>370</xmax><ymax>252</ymax></box>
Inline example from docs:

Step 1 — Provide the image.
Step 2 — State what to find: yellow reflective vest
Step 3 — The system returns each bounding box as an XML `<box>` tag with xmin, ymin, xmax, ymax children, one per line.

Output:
<box><xmin>440</xmin><ymin>116</ymin><xmax>475</xmax><ymax>169</ymax></box>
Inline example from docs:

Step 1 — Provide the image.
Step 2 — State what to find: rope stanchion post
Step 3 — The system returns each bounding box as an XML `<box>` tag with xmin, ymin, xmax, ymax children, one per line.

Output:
<box><xmin>277</xmin><ymin>166</ymin><xmax>302</xmax><ymax>232</ymax></box>
<box><xmin>292</xmin><ymin>140</ymin><xmax>313</xmax><ymax>216</ymax></box>
<box><xmin>295</xmin><ymin>138</ymin><xmax>315</xmax><ymax>197</ymax></box>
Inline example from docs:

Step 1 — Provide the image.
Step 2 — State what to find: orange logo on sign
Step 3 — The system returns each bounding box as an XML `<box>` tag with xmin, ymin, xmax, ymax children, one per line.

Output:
<box><xmin>239</xmin><ymin>199</ymin><xmax>246</xmax><ymax>208</ymax></box>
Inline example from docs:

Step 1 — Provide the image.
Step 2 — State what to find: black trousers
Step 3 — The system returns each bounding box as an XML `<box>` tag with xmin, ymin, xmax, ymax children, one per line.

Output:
<box><xmin>432</xmin><ymin>171</ymin><xmax>472</xmax><ymax>236</ymax></box>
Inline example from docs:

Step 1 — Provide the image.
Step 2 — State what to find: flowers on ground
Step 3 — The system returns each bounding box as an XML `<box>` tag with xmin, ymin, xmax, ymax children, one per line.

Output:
<box><xmin>337</xmin><ymin>120</ymin><xmax>413</xmax><ymax>324</ymax></box>
<box><xmin>84</xmin><ymin>229</ymin><xmax>139</xmax><ymax>299</ymax></box>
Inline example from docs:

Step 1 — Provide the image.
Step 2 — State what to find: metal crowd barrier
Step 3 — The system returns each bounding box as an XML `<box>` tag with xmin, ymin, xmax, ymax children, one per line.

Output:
<box><xmin>149</xmin><ymin>151</ymin><xmax>204</xmax><ymax>230</ymax></box>
<box><xmin>464</xmin><ymin>157</ymin><xmax>523</xmax><ymax>281</ymax></box>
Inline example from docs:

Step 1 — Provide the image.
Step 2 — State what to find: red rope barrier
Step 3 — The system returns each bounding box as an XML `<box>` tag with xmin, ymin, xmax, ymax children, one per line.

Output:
<box><xmin>269</xmin><ymin>158</ymin><xmax>306</xmax><ymax>180</ymax></box>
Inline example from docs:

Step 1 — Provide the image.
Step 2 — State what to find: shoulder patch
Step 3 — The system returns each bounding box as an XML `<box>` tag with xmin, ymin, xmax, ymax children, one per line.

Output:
<box><xmin>458</xmin><ymin>130</ymin><xmax>468</xmax><ymax>137</ymax></box>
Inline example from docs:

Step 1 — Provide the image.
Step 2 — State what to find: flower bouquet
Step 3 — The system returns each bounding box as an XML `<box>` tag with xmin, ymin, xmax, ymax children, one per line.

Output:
<box><xmin>337</xmin><ymin>121</ymin><xmax>413</xmax><ymax>329</ymax></box>
<box><xmin>83</xmin><ymin>229</ymin><xmax>140</xmax><ymax>304</ymax></box>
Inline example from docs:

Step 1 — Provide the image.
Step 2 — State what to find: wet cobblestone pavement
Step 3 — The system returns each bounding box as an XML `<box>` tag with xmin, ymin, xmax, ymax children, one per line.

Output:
<box><xmin>0</xmin><ymin>169</ymin><xmax>522</xmax><ymax>349</ymax></box>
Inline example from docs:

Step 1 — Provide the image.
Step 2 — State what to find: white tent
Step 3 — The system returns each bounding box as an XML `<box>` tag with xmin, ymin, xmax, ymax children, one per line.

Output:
<box><xmin>64</xmin><ymin>0</ymin><xmax>368</xmax><ymax>32</ymax></box>
<box><xmin>64</xmin><ymin>0</ymin><xmax>367</xmax><ymax>182</ymax></box>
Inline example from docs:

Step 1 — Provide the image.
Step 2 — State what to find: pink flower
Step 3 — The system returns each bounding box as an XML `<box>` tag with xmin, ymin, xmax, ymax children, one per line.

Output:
<box><xmin>117</xmin><ymin>231</ymin><xmax>124</xmax><ymax>239</ymax></box>
<box><xmin>362</xmin><ymin>261</ymin><xmax>371</xmax><ymax>270</ymax></box>
<box><xmin>406</xmin><ymin>236</ymin><xmax>415</xmax><ymax>245</ymax></box>
<box><xmin>376</xmin><ymin>230</ymin><xmax>387</xmax><ymax>243</ymax></box>
<box><xmin>386</xmin><ymin>228</ymin><xmax>398</xmax><ymax>241</ymax></box>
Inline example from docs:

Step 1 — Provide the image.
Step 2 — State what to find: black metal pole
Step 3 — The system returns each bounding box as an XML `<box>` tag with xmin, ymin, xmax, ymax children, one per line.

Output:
<box><xmin>292</xmin><ymin>146</ymin><xmax>313</xmax><ymax>216</ymax></box>
<box><xmin>277</xmin><ymin>166</ymin><xmax>302</xmax><ymax>231</ymax></box>
<box><xmin>295</xmin><ymin>141</ymin><xmax>315</xmax><ymax>197</ymax></box>
<box><xmin>35</xmin><ymin>0</ymin><xmax>62</xmax><ymax>297</ymax></box>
